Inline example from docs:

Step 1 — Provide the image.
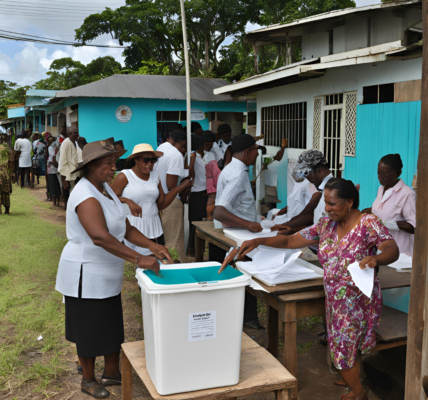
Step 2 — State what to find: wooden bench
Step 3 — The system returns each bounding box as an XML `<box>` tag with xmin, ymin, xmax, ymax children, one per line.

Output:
<box><xmin>373</xmin><ymin>305</ymin><xmax>408</xmax><ymax>351</ymax></box>
<box><xmin>121</xmin><ymin>333</ymin><xmax>297</xmax><ymax>400</ymax></box>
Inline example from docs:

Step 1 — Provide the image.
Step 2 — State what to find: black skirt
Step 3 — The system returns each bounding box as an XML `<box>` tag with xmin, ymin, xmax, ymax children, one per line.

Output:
<box><xmin>65</xmin><ymin>293</ymin><xmax>124</xmax><ymax>358</ymax></box>
<box><xmin>188</xmin><ymin>191</ymin><xmax>208</xmax><ymax>253</ymax></box>
<box><xmin>48</xmin><ymin>174</ymin><xmax>61</xmax><ymax>198</ymax></box>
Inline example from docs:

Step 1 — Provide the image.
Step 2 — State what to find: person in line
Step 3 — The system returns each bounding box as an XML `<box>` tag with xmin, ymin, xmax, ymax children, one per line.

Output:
<box><xmin>55</xmin><ymin>131</ymin><xmax>65</xmax><ymax>196</ymax></box>
<box><xmin>278</xmin><ymin>150</ymin><xmax>334</xmax><ymax>235</ymax></box>
<box><xmin>31</xmin><ymin>132</ymin><xmax>41</xmax><ymax>187</ymax></box>
<box><xmin>154</xmin><ymin>130</ymin><xmax>189</xmax><ymax>262</ymax></box>
<box><xmin>14</xmin><ymin>130</ymin><xmax>32</xmax><ymax>189</ymax></box>
<box><xmin>212</xmin><ymin>123</ymin><xmax>232</xmax><ymax>163</ymax></box>
<box><xmin>58</xmin><ymin>126</ymin><xmax>67</xmax><ymax>145</ymax></box>
<box><xmin>113</xmin><ymin>140</ymin><xmax>126</xmax><ymax>171</ymax></box>
<box><xmin>271</xmin><ymin>169</ymin><xmax>320</xmax><ymax>222</ymax></box>
<box><xmin>187</xmin><ymin>130</ymin><xmax>217</xmax><ymax>256</ymax></box>
<box><xmin>77</xmin><ymin>137</ymin><xmax>88</xmax><ymax>164</ymax></box>
<box><xmin>224</xmin><ymin>178</ymin><xmax>399</xmax><ymax>400</ymax></box>
<box><xmin>47</xmin><ymin>136</ymin><xmax>61</xmax><ymax>207</ymax></box>
<box><xmin>191</xmin><ymin>122</ymin><xmax>203</xmax><ymax>137</ymax></box>
<box><xmin>0</xmin><ymin>133</ymin><xmax>13</xmax><ymax>214</ymax></box>
<box><xmin>33</xmin><ymin>133</ymin><xmax>47</xmax><ymax>185</ymax></box>
<box><xmin>362</xmin><ymin>154</ymin><xmax>416</xmax><ymax>255</ymax></box>
<box><xmin>213</xmin><ymin>134</ymin><xmax>265</xmax><ymax>329</ymax></box>
<box><xmin>58</xmin><ymin>127</ymin><xmax>80</xmax><ymax>209</ymax></box>
<box><xmin>111</xmin><ymin>143</ymin><xmax>193</xmax><ymax>255</ymax></box>
<box><xmin>55</xmin><ymin>139</ymin><xmax>172</xmax><ymax>399</ymax></box>
<box><xmin>44</xmin><ymin>132</ymin><xmax>53</xmax><ymax>199</ymax></box>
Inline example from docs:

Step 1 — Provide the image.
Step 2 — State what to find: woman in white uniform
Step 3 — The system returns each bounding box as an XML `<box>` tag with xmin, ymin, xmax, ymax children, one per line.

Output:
<box><xmin>111</xmin><ymin>144</ymin><xmax>192</xmax><ymax>255</ymax></box>
<box><xmin>55</xmin><ymin>139</ymin><xmax>171</xmax><ymax>398</ymax></box>
<box><xmin>14</xmin><ymin>130</ymin><xmax>32</xmax><ymax>188</ymax></box>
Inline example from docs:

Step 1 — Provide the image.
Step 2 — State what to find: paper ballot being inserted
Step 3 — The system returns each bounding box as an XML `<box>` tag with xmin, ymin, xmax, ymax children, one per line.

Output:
<box><xmin>348</xmin><ymin>262</ymin><xmax>374</xmax><ymax>298</ymax></box>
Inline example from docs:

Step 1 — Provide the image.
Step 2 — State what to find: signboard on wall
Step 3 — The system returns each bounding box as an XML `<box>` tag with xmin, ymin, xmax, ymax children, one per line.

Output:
<box><xmin>191</xmin><ymin>109</ymin><xmax>205</xmax><ymax>121</ymax></box>
<box><xmin>116</xmin><ymin>105</ymin><xmax>132</xmax><ymax>123</ymax></box>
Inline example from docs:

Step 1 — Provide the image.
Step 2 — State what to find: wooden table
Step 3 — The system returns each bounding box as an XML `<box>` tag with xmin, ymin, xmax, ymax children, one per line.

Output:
<box><xmin>122</xmin><ymin>333</ymin><xmax>296</xmax><ymax>400</ymax></box>
<box><xmin>193</xmin><ymin>221</ymin><xmax>412</xmax><ymax>399</ymax></box>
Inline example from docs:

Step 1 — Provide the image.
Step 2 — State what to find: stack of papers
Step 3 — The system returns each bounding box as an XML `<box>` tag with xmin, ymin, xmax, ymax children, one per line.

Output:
<box><xmin>266</xmin><ymin>208</ymin><xmax>289</xmax><ymax>224</ymax></box>
<box><xmin>387</xmin><ymin>253</ymin><xmax>412</xmax><ymax>271</ymax></box>
<box><xmin>223</xmin><ymin>228</ymin><xmax>278</xmax><ymax>246</ymax></box>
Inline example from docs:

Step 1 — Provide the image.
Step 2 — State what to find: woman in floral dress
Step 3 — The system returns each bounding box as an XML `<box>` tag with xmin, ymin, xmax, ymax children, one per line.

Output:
<box><xmin>224</xmin><ymin>178</ymin><xmax>399</xmax><ymax>400</ymax></box>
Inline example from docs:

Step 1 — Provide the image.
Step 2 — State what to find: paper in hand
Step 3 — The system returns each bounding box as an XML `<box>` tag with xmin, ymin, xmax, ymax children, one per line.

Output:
<box><xmin>348</xmin><ymin>261</ymin><xmax>374</xmax><ymax>298</ymax></box>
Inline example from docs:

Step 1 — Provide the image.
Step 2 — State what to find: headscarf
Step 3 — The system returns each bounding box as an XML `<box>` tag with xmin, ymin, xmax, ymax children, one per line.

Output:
<box><xmin>293</xmin><ymin>149</ymin><xmax>328</xmax><ymax>177</ymax></box>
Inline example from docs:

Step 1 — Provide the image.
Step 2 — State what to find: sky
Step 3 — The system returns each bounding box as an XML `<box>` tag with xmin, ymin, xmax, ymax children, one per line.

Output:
<box><xmin>0</xmin><ymin>0</ymin><xmax>380</xmax><ymax>87</ymax></box>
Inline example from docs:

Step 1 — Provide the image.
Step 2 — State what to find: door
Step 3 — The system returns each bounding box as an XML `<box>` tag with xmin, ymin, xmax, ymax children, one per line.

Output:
<box><xmin>323</xmin><ymin>105</ymin><xmax>344</xmax><ymax>178</ymax></box>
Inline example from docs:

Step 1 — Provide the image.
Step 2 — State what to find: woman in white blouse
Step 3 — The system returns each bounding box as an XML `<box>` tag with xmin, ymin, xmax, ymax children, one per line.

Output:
<box><xmin>111</xmin><ymin>143</ymin><xmax>192</xmax><ymax>255</ymax></box>
<box><xmin>56</xmin><ymin>139</ymin><xmax>171</xmax><ymax>398</ymax></box>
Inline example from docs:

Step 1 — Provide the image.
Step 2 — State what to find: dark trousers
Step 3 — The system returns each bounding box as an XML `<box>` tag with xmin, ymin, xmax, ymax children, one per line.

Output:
<box><xmin>19</xmin><ymin>167</ymin><xmax>31</xmax><ymax>188</ymax></box>
<box><xmin>188</xmin><ymin>191</ymin><xmax>208</xmax><ymax>254</ymax></box>
<box><xmin>209</xmin><ymin>243</ymin><xmax>259</xmax><ymax>323</ymax></box>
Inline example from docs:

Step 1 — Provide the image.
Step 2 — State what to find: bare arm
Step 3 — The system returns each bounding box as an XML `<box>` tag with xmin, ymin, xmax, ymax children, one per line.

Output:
<box><xmin>361</xmin><ymin>207</ymin><xmax>372</xmax><ymax>214</ymax></box>
<box><xmin>110</xmin><ymin>173</ymin><xmax>142</xmax><ymax>217</ymax></box>
<box><xmin>188</xmin><ymin>152</ymin><xmax>196</xmax><ymax>180</ymax></box>
<box><xmin>397</xmin><ymin>221</ymin><xmax>414</xmax><ymax>234</ymax></box>
<box><xmin>157</xmin><ymin>179</ymin><xmax>193</xmax><ymax>210</ymax></box>
<box><xmin>166</xmin><ymin>174</ymin><xmax>179</xmax><ymax>191</ymax></box>
<box><xmin>213</xmin><ymin>205</ymin><xmax>262</xmax><ymax>232</ymax></box>
<box><xmin>359</xmin><ymin>239</ymin><xmax>399</xmax><ymax>269</ymax></box>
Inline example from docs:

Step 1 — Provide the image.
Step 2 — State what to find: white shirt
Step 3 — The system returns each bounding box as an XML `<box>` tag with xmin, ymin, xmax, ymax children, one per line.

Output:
<box><xmin>120</xmin><ymin>169</ymin><xmax>163</xmax><ymax>247</ymax></box>
<box><xmin>55</xmin><ymin>178</ymin><xmax>127</xmax><ymax>299</ymax></box>
<box><xmin>214</xmin><ymin>157</ymin><xmax>257</xmax><ymax>229</ymax></box>
<box><xmin>192</xmin><ymin>152</ymin><xmax>207</xmax><ymax>192</ymax></box>
<box><xmin>212</xmin><ymin>140</ymin><xmax>231</xmax><ymax>161</ymax></box>
<box><xmin>76</xmin><ymin>145</ymin><xmax>83</xmax><ymax>163</ymax></box>
<box><xmin>154</xmin><ymin>142</ymin><xmax>187</xmax><ymax>194</ymax></box>
<box><xmin>14</xmin><ymin>138</ymin><xmax>32</xmax><ymax>168</ymax></box>
<box><xmin>287</xmin><ymin>180</ymin><xmax>318</xmax><ymax>220</ymax></box>
<box><xmin>313</xmin><ymin>173</ymin><xmax>334</xmax><ymax>225</ymax></box>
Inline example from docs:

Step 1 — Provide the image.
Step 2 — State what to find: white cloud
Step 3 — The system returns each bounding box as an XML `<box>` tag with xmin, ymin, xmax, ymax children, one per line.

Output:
<box><xmin>0</xmin><ymin>51</ymin><xmax>13</xmax><ymax>76</ymax></box>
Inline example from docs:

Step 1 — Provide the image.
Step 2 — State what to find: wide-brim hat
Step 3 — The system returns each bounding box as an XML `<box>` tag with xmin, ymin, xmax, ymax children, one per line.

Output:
<box><xmin>127</xmin><ymin>143</ymin><xmax>163</xmax><ymax>160</ymax></box>
<box><xmin>72</xmin><ymin>138</ymin><xmax>127</xmax><ymax>173</ymax></box>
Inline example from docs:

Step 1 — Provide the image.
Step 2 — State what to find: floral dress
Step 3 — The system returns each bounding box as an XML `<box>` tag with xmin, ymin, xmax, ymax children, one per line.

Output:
<box><xmin>300</xmin><ymin>214</ymin><xmax>393</xmax><ymax>370</ymax></box>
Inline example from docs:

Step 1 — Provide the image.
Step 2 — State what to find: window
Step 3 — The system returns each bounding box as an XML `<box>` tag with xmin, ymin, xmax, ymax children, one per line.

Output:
<box><xmin>156</xmin><ymin>111</ymin><xmax>187</xmax><ymax>121</ymax></box>
<box><xmin>363</xmin><ymin>84</ymin><xmax>394</xmax><ymax>104</ymax></box>
<box><xmin>261</xmin><ymin>102</ymin><xmax>307</xmax><ymax>148</ymax></box>
<box><xmin>51</xmin><ymin>113</ymin><xmax>58</xmax><ymax>127</ymax></box>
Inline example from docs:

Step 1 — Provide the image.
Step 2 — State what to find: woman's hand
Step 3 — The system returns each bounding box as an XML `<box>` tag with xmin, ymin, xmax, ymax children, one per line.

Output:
<box><xmin>218</xmin><ymin>247</ymin><xmax>240</xmax><ymax>273</ymax></box>
<box><xmin>247</xmin><ymin>222</ymin><xmax>263</xmax><ymax>233</ymax></box>
<box><xmin>137</xmin><ymin>254</ymin><xmax>160</xmax><ymax>273</ymax></box>
<box><xmin>359</xmin><ymin>256</ymin><xmax>379</xmax><ymax>269</ymax></box>
<box><xmin>126</xmin><ymin>199</ymin><xmax>142</xmax><ymax>218</ymax></box>
<box><xmin>148</xmin><ymin>243</ymin><xmax>173</xmax><ymax>262</ymax></box>
<box><xmin>238</xmin><ymin>239</ymin><xmax>263</xmax><ymax>258</ymax></box>
<box><xmin>206</xmin><ymin>203</ymin><xmax>215</xmax><ymax>220</ymax></box>
<box><xmin>179</xmin><ymin>177</ymin><xmax>193</xmax><ymax>191</ymax></box>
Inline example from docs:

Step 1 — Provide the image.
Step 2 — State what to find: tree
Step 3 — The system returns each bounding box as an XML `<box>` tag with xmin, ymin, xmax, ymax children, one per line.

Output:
<box><xmin>74</xmin><ymin>0</ymin><xmax>261</xmax><ymax>75</ymax></box>
<box><xmin>33</xmin><ymin>56</ymin><xmax>122</xmax><ymax>90</ymax></box>
<box><xmin>0</xmin><ymin>81</ymin><xmax>30</xmax><ymax>119</ymax></box>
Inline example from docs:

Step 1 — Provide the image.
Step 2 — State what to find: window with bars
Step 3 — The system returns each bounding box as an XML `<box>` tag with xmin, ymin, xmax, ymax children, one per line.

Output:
<box><xmin>261</xmin><ymin>102</ymin><xmax>307</xmax><ymax>148</ymax></box>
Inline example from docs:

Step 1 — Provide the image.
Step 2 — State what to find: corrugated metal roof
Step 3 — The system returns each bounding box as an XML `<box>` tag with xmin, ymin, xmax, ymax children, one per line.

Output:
<box><xmin>246</xmin><ymin>0</ymin><xmax>421</xmax><ymax>40</ymax></box>
<box><xmin>50</xmin><ymin>75</ymin><xmax>244</xmax><ymax>103</ymax></box>
<box><xmin>26</xmin><ymin>89</ymin><xmax>60</xmax><ymax>97</ymax></box>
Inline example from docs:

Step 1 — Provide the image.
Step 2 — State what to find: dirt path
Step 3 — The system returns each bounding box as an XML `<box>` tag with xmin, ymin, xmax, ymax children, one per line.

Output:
<box><xmin>15</xmin><ymin>181</ymin><xmax>380</xmax><ymax>400</ymax></box>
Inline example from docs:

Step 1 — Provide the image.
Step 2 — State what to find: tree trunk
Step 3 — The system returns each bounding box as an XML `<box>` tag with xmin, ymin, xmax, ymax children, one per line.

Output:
<box><xmin>204</xmin><ymin>33</ymin><xmax>210</xmax><ymax>72</ymax></box>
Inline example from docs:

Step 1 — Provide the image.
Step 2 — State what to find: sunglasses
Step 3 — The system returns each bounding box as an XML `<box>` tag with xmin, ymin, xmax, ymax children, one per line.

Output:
<box><xmin>140</xmin><ymin>157</ymin><xmax>158</xmax><ymax>164</ymax></box>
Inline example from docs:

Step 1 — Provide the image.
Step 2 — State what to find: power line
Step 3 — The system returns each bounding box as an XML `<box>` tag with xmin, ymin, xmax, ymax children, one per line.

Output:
<box><xmin>0</xmin><ymin>2</ymin><xmax>115</xmax><ymax>13</ymax></box>
<box><xmin>0</xmin><ymin>0</ymin><xmax>125</xmax><ymax>6</ymax></box>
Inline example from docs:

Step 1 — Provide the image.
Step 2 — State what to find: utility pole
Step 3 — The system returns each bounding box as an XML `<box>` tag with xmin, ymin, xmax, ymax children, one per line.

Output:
<box><xmin>405</xmin><ymin>0</ymin><xmax>428</xmax><ymax>398</ymax></box>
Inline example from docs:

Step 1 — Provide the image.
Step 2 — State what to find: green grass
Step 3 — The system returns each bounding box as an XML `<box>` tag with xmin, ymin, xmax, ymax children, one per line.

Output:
<box><xmin>0</xmin><ymin>184</ymin><xmax>69</xmax><ymax>395</ymax></box>
<box><xmin>297</xmin><ymin>342</ymin><xmax>317</xmax><ymax>355</ymax></box>
<box><xmin>297</xmin><ymin>316</ymin><xmax>323</xmax><ymax>332</ymax></box>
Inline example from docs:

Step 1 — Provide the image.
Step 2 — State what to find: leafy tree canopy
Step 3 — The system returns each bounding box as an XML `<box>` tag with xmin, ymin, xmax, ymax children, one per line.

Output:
<box><xmin>0</xmin><ymin>81</ymin><xmax>30</xmax><ymax>119</ymax></box>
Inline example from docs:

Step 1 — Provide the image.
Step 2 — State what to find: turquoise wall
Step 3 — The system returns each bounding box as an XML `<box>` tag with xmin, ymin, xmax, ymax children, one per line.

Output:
<box><xmin>78</xmin><ymin>98</ymin><xmax>247</xmax><ymax>156</ymax></box>
<box><xmin>8</xmin><ymin>107</ymin><xmax>25</xmax><ymax>118</ymax></box>
<box><xmin>344</xmin><ymin>101</ymin><xmax>421</xmax><ymax>210</ymax></box>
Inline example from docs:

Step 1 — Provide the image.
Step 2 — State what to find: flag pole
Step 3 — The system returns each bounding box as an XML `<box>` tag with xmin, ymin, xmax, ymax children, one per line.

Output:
<box><xmin>179</xmin><ymin>0</ymin><xmax>191</xmax><ymax>165</ymax></box>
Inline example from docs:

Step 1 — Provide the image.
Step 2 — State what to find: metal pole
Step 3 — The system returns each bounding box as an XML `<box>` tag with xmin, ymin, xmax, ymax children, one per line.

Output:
<box><xmin>179</xmin><ymin>0</ymin><xmax>191</xmax><ymax>164</ymax></box>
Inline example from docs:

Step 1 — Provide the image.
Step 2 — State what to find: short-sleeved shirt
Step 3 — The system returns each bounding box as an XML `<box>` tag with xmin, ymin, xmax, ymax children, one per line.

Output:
<box><xmin>58</xmin><ymin>138</ymin><xmax>79</xmax><ymax>181</ymax></box>
<box><xmin>214</xmin><ymin>157</ymin><xmax>257</xmax><ymax>229</ymax></box>
<box><xmin>55</xmin><ymin>178</ymin><xmax>127</xmax><ymax>299</ymax></box>
<box><xmin>154</xmin><ymin>142</ymin><xmax>187</xmax><ymax>194</ymax></box>
<box><xmin>205</xmin><ymin>151</ymin><xmax>221</xmax><ymax>194</ymax></box>
<box><xmin>287</xmin><ymin>180</ymin><xmax>318</xmax><ymax>220</ymax></box>
<box><xmin>14</xmin><ymin>138</ymin><xmax>32</xmax><ymax>168</ymax></box>
<box><xmin>211</xmin><ymin>140</ymin><xmax>230</xmax><ymax>161</ymax></box>
<box><xmin>372</xmin><ymin>179</ymin><xmax>416</xmax><ymax>255</ymax></box>
<box><xmin>47</xmin><ymin>145</ymin><xmax>58</xmax><ymax>174</ymax></box>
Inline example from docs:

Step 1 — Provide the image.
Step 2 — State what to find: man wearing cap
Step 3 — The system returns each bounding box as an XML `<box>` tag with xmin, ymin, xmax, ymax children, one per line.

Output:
<box><xmin>212</xmin><ymin>123</ymin><xmax>232</xmax><ymax>162</ymax></box>
<box><xmin>213</xmin><ymin>134</ymin><xmax>263</xmax><ymax>329</ymax></box>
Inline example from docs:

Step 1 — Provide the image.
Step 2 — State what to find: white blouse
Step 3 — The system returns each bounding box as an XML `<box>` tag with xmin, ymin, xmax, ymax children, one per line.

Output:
<box><xmin>14</xmin><ymin>138</ymin><xmax>32</xmax><ymax>168</ymax></box>
<box><xmin>192</xmin><ymin>152</ymin><xmax>207</xmax><ymax>192</ymax></box>
<box><xmin>120</xmin><ymin>169</ymin><xmax>163</xmax><ymax>254</ymax></box>
<box><xmin>55</xmin><ymin>178</ymin><xmax>127</xmax><ymax>299</ymax></box>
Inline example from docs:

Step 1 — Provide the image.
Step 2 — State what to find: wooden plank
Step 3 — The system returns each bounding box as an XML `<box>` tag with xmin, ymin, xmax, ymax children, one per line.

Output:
<box><xmin>373</xmin><ymin>340</ymin><xmax>407</xmax><ymax>352</ymax></box>
<box><xmin>122</xmin><ymin>349</ymin><xmax>133</xmax><ymax>400</ymax></box>
<box><xmin>378</xmin><ymin>266</ymin><xmax>412</xmax><ymax>289</ymax></box>
<box><xmin>395</xmin><ymin>80</ymin><xmax>422</xmax><ymax>103</ymax></box>
<box><xmin>195</xmin><ymin>230</ymin><xmax>231</xmax><ymax>253</ymax></box>
<box><xmin>377</xmin><ymin>305</ymin><xmax>408</xmax><ymax>343</ymax></box>
<box><xmin>296</xmin><ymin>299</ymin><xmax>325</xmax><ymax>319</ymax></box>
<box><xmin>275</xmin><ymin>389</ymin><xmax>290</xmax><ymax>400</ymax></box>
<box><xmin>193</xmin><ymin>221</ymin><xmax>236</xmax><ymax>249</ymax></box>
<box><xmin>277</xmin><ymin>290</ymin><xmax>326</xmax><ymax>303</ymax></box>
<box><xmin>121</xmin><ymin>333</ymin><xmax>296</xmax><ymax>400</ymax></box>
<box><xmin>282</xmin><ymin>304</ymin><xmax>298</xmax><ymax>400</ymax></box>
<box><xmin>195</xmin><ymin>235</ymin><xmax>205</xmax><ymax>263</ymax></box>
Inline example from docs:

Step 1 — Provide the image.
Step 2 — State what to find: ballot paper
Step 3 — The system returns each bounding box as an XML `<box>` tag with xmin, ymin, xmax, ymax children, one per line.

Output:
<box><xmin>223</xmin><ymin>228</ymin><xmax>278</xmax><ymax>246</ymax></box>
<box><xmin>261</xmin><ymin>219</ymin><xmax>276</xmax><ymax>229</ymax></box>
<box><xmin>348</xmin><ymin>262</ymin><xmax>374</xmax><ymax>298</ymax></box>
<box><xmin>388</xmin><ymin>253</ymin><xmax>412</xmax><ymax>271</ymax></box>
<box><xmin>266</xmin><ymin>209</ymin><xmax>289</xmax><ymax>224</ymax></box>
<box><xmin>267</xmin><ymin>209</ymin><xmax>281</xmax><ymax>221</ymax></box>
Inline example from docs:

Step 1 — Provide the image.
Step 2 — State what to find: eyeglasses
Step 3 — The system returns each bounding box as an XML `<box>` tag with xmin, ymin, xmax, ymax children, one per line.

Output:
<box><xmin>141</xmin><ymin>157</ymin><xmax>158</xmax><ymax>164</ymax></box>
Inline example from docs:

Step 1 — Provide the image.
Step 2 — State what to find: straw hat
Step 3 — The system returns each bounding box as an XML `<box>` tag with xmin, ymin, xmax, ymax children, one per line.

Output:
<box><xmin>127</xmin><ymin>143</ymin><xmax>163</xmax><ymax>160</ymax></box>
<box><xmin>72</xmin><ymin>138</ymin><xmax>127</xmax><ymax>173</ymax></box>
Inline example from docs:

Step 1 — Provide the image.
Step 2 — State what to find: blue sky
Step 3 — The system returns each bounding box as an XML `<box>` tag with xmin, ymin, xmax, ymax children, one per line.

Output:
<box><xmin>0</xmin><ymin>0</ymin><xmax>380</xmax><ymax>87</ymax></box>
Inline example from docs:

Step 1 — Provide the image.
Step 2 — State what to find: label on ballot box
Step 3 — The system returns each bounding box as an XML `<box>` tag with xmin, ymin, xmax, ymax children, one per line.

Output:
<box><xmin>188</xmin><ymin>311</ymin><xmax>217</xmax><ymax>342</ymax></box>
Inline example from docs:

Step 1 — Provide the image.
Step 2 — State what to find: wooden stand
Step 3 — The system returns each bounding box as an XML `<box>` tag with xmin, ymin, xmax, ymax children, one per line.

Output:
<box><xmin>121</xmin><ymin>333</ymin><xmax>296</xmax><ymax>400</ymax></box>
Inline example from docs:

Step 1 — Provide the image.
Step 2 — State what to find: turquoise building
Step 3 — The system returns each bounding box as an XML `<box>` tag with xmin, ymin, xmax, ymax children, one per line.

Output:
<box><xmin>47</xmin><ymin>75</ymin><xmax>248</xmax><ymax>156</ymax></box>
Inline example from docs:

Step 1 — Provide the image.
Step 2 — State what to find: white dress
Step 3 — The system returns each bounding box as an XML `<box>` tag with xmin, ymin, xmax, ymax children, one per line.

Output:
<box><xmin>14</xmin><ymin>138</ymin><xmax>32</xmax><ymax>168</ymax></box>
<box><xmin>55</xmin><ymin>178</ymin><xmax>127</xmax><ymax>299</ymax></box>
<box><xmin>120</xmin><ymin>169</ymin><xmax>163</xmax><ymax>255</ymax></box>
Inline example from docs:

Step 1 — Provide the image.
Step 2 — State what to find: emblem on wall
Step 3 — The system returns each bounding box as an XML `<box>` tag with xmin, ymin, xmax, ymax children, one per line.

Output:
<box><xmin>116</xmin><ymin>105</ymin><xmax>132</xmax><ymax>123</ymax></box>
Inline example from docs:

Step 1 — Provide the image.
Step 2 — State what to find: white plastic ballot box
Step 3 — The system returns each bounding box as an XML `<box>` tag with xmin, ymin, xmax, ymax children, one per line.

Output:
<box><xmin>136</xmin><ymin>262</ymin><xmax>251</xmax><ymax>395</ymax></box>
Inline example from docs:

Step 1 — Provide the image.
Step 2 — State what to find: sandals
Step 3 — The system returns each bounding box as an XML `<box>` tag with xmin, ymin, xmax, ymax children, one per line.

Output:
<box><xmin>81</xmin><ymin>378</ymin><xmax>110</xmax><ymax>398</ymax></box>
<box><xmin>340</xmin><ymin>390</ymin><xmax>368</xmax><ymax>400</ymax></box>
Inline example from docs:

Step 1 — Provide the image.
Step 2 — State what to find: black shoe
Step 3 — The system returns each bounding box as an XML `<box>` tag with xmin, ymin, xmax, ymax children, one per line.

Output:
<box><xmin>318</xmin><ymin>331</ymin><xmax>328</xmax><ymax>345</ymax></box>
<box><xmin>77</xmin><ymin>365</ymin><xmax>83</xmax><ymax>375</ymax></box>
<box><xmin>81</xmin><ymin>379</ymin><xmax>110</xmax><ymax>398</ymax></box>
<box><xmin>244</xmin><ymin>319</ymin><xmax>266</xmax><ymax>330</ymax></box>
<box><xmin>101</xmin><ymin>372</ymin><xmax>122</xmax><ymax>386</ymax></box>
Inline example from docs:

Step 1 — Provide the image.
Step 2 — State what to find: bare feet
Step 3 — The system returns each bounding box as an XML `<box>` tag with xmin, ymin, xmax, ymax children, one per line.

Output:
<box><xmin>340</xmin><ymin>388</ymin><xmax>368</xmax><ymax>400</ymax></box>
<box><xmin>334</xmin><ymin>378</ymin><xmax>348</xmax><ymax>387</ymax></box>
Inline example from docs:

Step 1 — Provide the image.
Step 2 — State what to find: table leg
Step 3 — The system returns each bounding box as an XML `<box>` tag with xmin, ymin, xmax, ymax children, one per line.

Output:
<box><xmin>195</xmin><ymin>234</ymin><xmax>204</xmax><ymax>262</ymax></box>
<box><xmin>122</xmin><ymin>351</ymin><xmax>133</xmax><ymax>400</ymax></box>
<box><xmin>276</xmin><ymin>389</ymin><xmax>290</xmax><ymax>400</ymax></box>
<box><xmin>283</xmin><ymin>303</ymin><xmax>298</xmax><ymax>400</ymax></box>
<box><xmin>267</xmin><ymin>305</ymin><xmax>279</xmax><ymax>357</ymax></box>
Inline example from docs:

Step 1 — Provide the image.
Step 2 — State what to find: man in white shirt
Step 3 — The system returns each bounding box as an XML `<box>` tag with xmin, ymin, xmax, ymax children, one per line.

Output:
<box><xmin>154</xmin><ymin>130</ymin><xmax>189</xmax><ymax>262</ymax></box>
<box><xmin>14</xmin><ymin>130</ymin><xmax>32</xmax><ymax>188</ymax></box>
<box><xmin>211</xmin><ymin>124</ymin><xmax>232</xmax><ymax>162</ymax></box>
<box><xmin>58</xmin><ymin>127</ymin><xmax>80</xmax><ymax>209</ymax></box>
